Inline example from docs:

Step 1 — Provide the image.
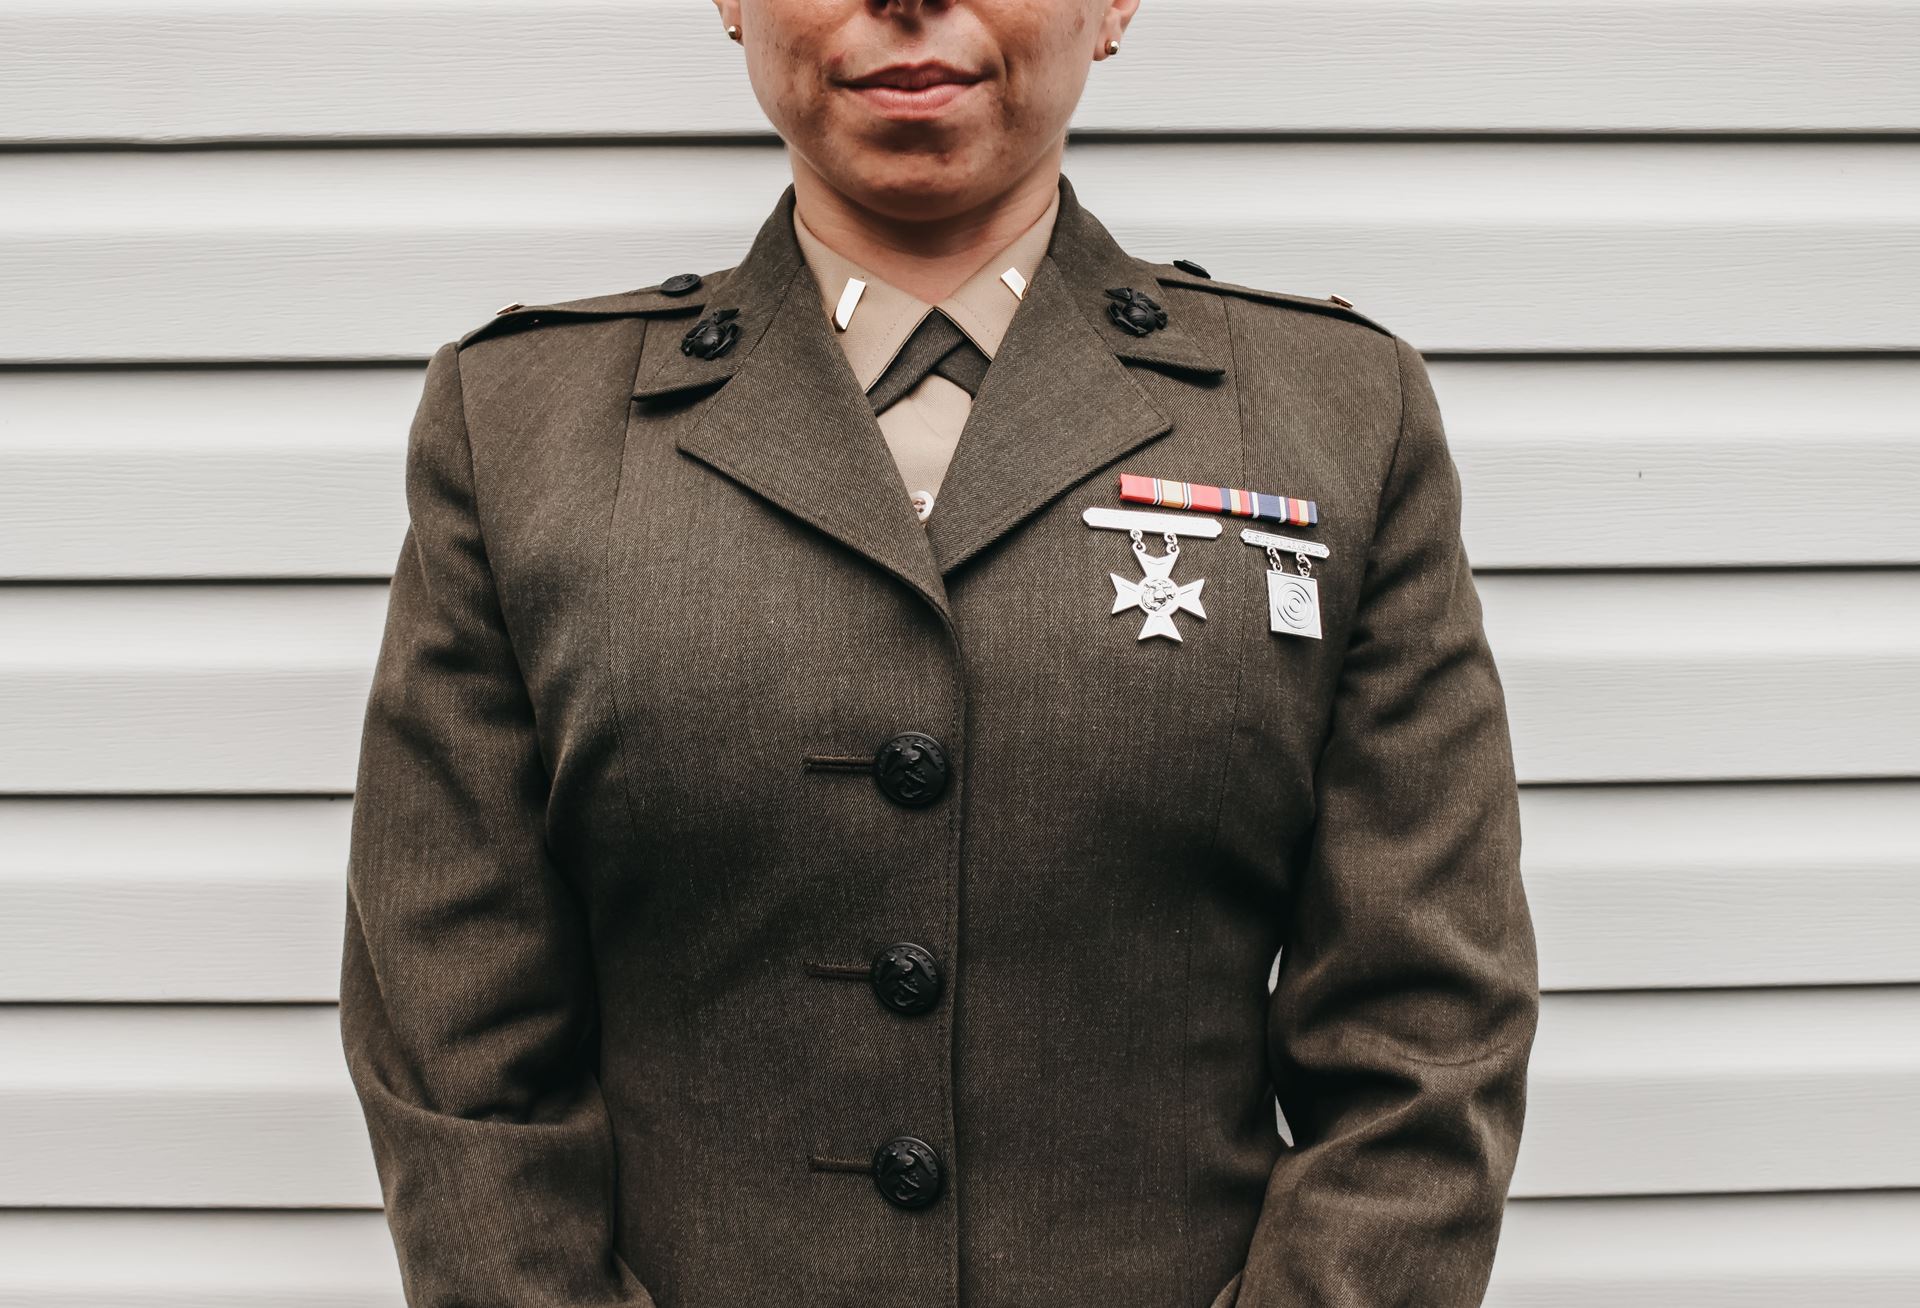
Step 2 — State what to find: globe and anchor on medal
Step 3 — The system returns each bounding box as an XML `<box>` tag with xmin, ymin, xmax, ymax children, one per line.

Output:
<box><xmin>1110</xmin><ymin>536</ymin><xmax>1207</xmax><ymax>642</ymax></box>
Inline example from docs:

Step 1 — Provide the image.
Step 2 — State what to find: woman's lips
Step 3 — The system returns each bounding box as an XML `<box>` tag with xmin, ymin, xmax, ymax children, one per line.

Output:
<box><xmin>845</xmin><ymin>78</ymin><xmax>981</xmax><ymax>120</ymax></box>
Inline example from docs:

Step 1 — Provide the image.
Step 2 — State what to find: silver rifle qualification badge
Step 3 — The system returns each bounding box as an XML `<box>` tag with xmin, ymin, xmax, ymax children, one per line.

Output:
<box><xmin>1083</xmin><ymin>506</ymin><xmax>1220</xmax><ymax>643</ymax></box>
<box><xmin>1241</xmin><ymin>528</ymin><xmax>1328</xmax><ymax>640</ymax></box>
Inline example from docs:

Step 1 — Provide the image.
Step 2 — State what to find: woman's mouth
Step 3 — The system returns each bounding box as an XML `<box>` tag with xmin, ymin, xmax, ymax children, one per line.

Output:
<box><xmin>840</xmin><ymin>61</ymin><xmax>985</xmax><ymax>120</ymax></box>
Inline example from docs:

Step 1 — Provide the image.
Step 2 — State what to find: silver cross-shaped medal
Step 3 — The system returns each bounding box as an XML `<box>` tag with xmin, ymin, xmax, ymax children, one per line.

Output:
<box><xmin>1110</xmin><ymin>539</ymin><xmax>1206</xmax><ymax>641</ymax></box>
<box><xmin>1083</xmin><ymin>506</ymin><xmax>1220</xmax><ymax>643</ymax></box>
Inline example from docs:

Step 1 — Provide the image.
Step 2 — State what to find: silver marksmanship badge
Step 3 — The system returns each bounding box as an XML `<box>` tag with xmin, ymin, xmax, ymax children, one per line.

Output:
<box><xmin>1242</xmin><ymin>528</ymin><xmax>1328</xmax><ymax>641</ymax></box>
<box><xmin>1083</xmin><ymin>506</ymin><xmax>1221</xmax><ymax>643</ymax></box>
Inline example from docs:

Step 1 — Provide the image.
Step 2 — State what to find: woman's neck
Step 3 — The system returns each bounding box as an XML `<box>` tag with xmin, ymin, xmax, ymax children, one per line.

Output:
<box><xmin>788</xmin><ymin>152</ymin><xmax>1063</xmax><ymax>304</ymax></box>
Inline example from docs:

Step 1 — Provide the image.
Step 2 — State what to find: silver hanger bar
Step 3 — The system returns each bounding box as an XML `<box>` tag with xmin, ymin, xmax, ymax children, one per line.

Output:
<box><xmin>1241</xmin><ymin>527</ymin><xmax>1329</xmax><ymax>558</ymax></box>
<box><xmin>1083</xmin><ymin>506</ymin><xmax>1223</xmax><ymax>537</ymax></box>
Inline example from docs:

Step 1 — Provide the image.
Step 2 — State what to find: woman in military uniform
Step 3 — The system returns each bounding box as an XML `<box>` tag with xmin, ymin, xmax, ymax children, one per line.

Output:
<box><xmin>338</xmin><ymin>2</ymin><xmax>1540</xmax><ymax>1307</ymax></box>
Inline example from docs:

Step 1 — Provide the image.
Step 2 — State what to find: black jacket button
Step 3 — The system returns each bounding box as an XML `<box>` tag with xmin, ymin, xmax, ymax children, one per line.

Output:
<box><xmin>872</xmin><ymin>1136</ymin><xmax>944</xmax><ymax>1208</ymax></box>
<box><xmin>660</xmin><ymin>272</ymin><xmax>702</xmax><ymax>296</ymax></box>
<box><xmin>870</xmin><ymin>942</ymin><xmax>943</xmax><ymax>1015</ymax></box>
<box><xmin>1172</xmin><ymin>258</ymin><xmax>1210</xmax><ymax>278</ymax></box>
<box><xmin>1104</xmin><ymin>286</ymin><xmax>1168</xmax><ymax>337</ymax></box>
<box><xmin>680</xmin><ymin>308</ymin><xmax>740</xmax><ymax>359</ymax></box>
<box><xmin>873</xmin><ymin>731</ymin><xmax>949</xmax><ymax>807</ymax></box>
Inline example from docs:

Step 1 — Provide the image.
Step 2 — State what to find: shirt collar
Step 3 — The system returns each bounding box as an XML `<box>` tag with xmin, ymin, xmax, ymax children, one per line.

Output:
<box><xmin>792</xmin><ymin>186</ymin><xmax>1061</xmax><ymax>392</ymax></box>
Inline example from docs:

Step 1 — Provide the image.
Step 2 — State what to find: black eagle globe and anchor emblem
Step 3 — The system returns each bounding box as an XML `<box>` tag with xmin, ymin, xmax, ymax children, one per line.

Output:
<box><xmin>1104</xmin><ymin>285</ymin><xmax>1168</xmax><ymax>337</ymax></box>
<box><xmin>680</xmin><ymin>307</ymin><xmax>742</xmax><ymax>360</ymax></box>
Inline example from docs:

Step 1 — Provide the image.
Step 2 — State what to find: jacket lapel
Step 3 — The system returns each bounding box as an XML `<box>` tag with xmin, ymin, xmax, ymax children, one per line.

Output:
<box><xmin>633</xmin><ymin>187</ymin><xmax>949</xmax><ymax>618</ymax></box>
<box><xmin>629</xmin><ymin>175</ymin><xmax>1228</xmax><ymax>616</ymax></box>
<box><xmin>924</xmin><ymin>174</ymin><xmax>1226</xmax><ymax>577</ymax></box>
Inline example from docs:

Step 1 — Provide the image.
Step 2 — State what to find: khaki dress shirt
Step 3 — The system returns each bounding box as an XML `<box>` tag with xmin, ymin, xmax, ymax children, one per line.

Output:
<box><xmin>792</xmin><ymin>188</ymin><xmax>1060</xmax><ymax>523</ymax></box>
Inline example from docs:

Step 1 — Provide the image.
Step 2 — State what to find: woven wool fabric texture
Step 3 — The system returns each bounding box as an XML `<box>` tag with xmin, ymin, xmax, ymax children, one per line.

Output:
<box><xmin>339</xmin><ymin>173</ymin><xmax>1540</xmax><ymax>1308</ymax></box>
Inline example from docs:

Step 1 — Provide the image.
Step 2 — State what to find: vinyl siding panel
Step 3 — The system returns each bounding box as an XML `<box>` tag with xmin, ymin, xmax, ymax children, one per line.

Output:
<box><xmin>3</xmin><ymin>575</ymin><xmax>1916</xmax><ymax>791</ymax></box>
<box><xmin>0</xmin><ymin>2</ymin><xmax>1913</xmax><ymax>1304</ymax></box>
<box><xmin>3</xmin><ymin>1</ymin><xmax>1915</xmax><ymax>140</ymax></box>
<box><xmin>5</xmin><ymin>142</ymin><xmax>1917</xmax><ymax>360</ymax></box>
<box><xmin>3</xmin><ymin>990</ymin><xmax>1916</xmax><ymax>1206</ymax></box>
<box><xmin>7</xmin><ymin>359</ymin><xmax>1917</xmax><ymax>578</ymax></box>
<box><xmin>5</xmin><ymin>785</ymin><xmax>1915</xmax><ymax>1002</ymax></box>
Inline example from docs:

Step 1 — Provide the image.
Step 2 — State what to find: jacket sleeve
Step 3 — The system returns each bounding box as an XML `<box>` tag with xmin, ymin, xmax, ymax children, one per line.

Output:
<box><xmin>1223</xmin><ymin>335</ymin><xmax>1541</xmax><ymax>1308</ymax></box>
<box><xmin>338</xmin><ymin>340</ymin><xmax>658</xmax><ymax>1308</ymax></box>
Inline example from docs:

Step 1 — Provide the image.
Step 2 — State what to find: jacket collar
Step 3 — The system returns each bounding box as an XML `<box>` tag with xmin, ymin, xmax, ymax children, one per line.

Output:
<box><xmin>631</xmin><ymin>174</ymin><xmax>1227</xmax><ymax>621</ymax></box>
<box><xmin>789</xmin><ymin>185</ymin><xmax>1058</xmax><ymax>390</ymax></box>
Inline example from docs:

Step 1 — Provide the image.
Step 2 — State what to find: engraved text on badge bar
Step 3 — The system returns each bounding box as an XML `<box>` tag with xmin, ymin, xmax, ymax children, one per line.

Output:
<box><xmin>1241</xmin><ymin>527</ymin><xmax>1330</xmax><ymax>558</ymax></box>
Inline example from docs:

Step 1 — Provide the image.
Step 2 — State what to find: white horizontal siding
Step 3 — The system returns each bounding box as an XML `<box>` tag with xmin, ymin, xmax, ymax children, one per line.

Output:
<box><xmin>6</xmin><ymin>359</ymin><xmax>1917</xmax><ymax>579</ymax></box>
<box><xmin>1</xmin><ymin>989</ymin><xmax>1914</xmax><ymax>1206</ymax></box>
<box><xmin>0</xmin><ymin>369</ymin><xmax>418</xmax><ymax>581</ymax></box>
<box><xmin>0</xmin><ymin>1212</ymin><xmax>410</xmax><ymax>1308</ymax></box>
<box><xmin>0</xmin><ymin>798</ymin><xmax>356</xmax><ymax>1003</ymax></box>
<box><xmin>1489</xmin><ymin>1191</ymin><xmax>1920</xmax><ymax>1307</ymax></box>
<box><xmin>3</xmin><ymin>785</ymin><xmax>1917</xmax><ymax>1002</ymax></box>
<box><xmin>7</xmin><ymin>787</ymin><xmax>1912</xmax><ymax>998</ymax></box>
<box><xmin>5</xmin><ymin>141</ymin><xmax>1918</xmax><ymax>360</ymax></box>
<box><xmin>3</xmin><ymin>0</ymin><xmax>1914</xmax><ymax>1297</ymax></box>
<box><xmin>2</xmin><ymin>1193</ymin><xmax>1916</xmax><ymax>1308</ymax></box>
<box><xmin>3</xmin><ymin>1</ymin><xmax>1915</xmax><ymax>141</ymax></box>
<box><xmin>4</xmin><ymin>575</ymin><xmax>1916</xmax><ymax>792</ymax></box>
<box><xmin>1517</xmin><ymin>782</ymin><xmax>1920</xmax><ymax>990</ymax></box>
<box><xmin>0</xmin><ymin>586</ymin><xmax>387</xmax><ymax>795</ymax></box>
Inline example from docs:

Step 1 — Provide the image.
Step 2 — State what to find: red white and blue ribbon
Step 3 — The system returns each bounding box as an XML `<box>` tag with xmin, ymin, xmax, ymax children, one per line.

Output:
<box><xmin>1117</xmin><ymin>473</ymin><xmax>1318</xmax><ymax>526</ymax></box>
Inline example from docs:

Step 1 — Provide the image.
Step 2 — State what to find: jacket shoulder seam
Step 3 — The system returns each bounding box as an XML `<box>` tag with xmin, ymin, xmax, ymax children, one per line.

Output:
<box><xmin>455</xmin><ymin>282</ymin><xmax>715</xmax><ymax>350</ymax></box>
<box><xmin>1147</xmin><ymin>267</ymin><xmax>1395</xmax><ymax>338</ymax></box>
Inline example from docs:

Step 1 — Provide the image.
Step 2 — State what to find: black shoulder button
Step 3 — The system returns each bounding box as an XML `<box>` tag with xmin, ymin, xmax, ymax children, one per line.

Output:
<box><xmin>661</xmin><ymin>272</ymin><xmax>702</xmax><ymax>296</ymax></box>
<box><xmin>1172</xmin><ymin>258</ymin><xmax>1210</xmax><ymax>278</ymax></box>
<box><xmin>457</xmin><ymin>281</ymin><xmax>712</xmax><ymax>350</ymax></box>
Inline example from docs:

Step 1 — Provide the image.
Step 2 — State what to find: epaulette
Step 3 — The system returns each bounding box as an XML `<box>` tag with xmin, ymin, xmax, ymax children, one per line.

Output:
<box><xmin>1147</xmin><ymin>261</ymin><xmax>1395</xmax><ymax>339</ymax></box>
<box><xmin>456</xmin><ymin>271</ymin><xmax>715</xmax><ymax>350</ymax></box>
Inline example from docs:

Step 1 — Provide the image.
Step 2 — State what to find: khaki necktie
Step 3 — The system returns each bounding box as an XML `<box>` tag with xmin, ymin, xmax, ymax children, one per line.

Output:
<box><xmin>866</xmin><ymin>309</ymin><xmax>990</xmax><ymax>415</ymax></box>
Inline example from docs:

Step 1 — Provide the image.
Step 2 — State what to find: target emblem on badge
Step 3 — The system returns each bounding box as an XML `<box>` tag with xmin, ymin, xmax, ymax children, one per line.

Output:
<box><xmin>1265</xmin><ymin>570</ymin><xmax>1323</xmax><ymax>640</ymax></box>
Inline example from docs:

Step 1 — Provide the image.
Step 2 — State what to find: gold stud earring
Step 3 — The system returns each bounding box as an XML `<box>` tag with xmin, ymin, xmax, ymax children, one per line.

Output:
<box><xmin>726</xmin><ymin>24</ymin><xmax>741</xmax><ymax>42</ymax></box>
<box><xmin>1105</xmin><ymin>39</ymin><xmax>1120</xmax><ymax>56</ymax></box>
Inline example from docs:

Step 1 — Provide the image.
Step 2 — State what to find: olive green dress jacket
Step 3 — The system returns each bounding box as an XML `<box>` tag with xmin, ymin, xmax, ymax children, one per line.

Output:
<box><xmin>339</xmin><ymin>173</ymin><xmax>1539</xmax><ymax>1308</ymax></box>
